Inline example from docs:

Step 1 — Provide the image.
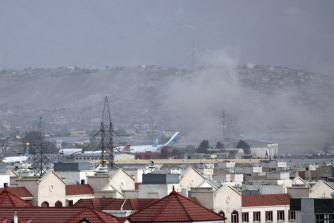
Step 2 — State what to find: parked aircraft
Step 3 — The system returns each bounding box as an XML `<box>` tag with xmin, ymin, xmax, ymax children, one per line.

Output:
<box><xmin>115</xmin><ymin>132</ymin><xmax>180</xmax><ymax>153</ymax></box>
<box><xmin>59</xmin><ymin>148</ymin><xmax>83</xmax><ymax>157</ymax></box>
<box><xmin>60</xmin><ymin>132</ymin><xmax>179</xmax><ymax>156</ymax></box>
<box><xmin>2</xmin><ymin>143</ymin><xmax>30</xmax><ymax>164</ymax></box>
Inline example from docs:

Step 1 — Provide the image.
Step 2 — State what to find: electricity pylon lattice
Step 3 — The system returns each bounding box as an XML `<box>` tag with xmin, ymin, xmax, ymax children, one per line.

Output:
<box><xmin>96</xmin><ymin>96</ymin><xmax>114</xmax><ymax>169</ymax></box>
<box><xmin>31</xmin><ymin>116</ymin><xmax>52</xmax><ymax>176</ymax></box>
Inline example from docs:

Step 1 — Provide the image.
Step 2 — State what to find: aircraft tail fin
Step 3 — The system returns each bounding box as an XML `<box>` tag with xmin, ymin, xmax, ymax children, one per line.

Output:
<box><xmin>24</xmin><ymin>145</ymin><xmax>30</xmax><ymax>156</ymax></box>
<box><xmin>153</xmin><ymin>135</ymin><xmax>160</xmax><ymax>147</ymax></box>
<box><xmin>163</xmin><ymin>132</ymin><xmax>180</xmax><ymax>147</ymax></box>
<box><xmin>121</xmin><ymin>143</ymin><xmax>132</xmax><ymax>152</ymax></box>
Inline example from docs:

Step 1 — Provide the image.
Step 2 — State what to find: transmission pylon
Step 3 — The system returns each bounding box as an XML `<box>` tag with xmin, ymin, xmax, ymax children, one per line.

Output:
<box><xmin>96</xmin><ymin>96</ymin><xmax>114</xmax><ymax>170</ymax></box>
<box><xmin>31</xmin><ymin>116</ymin><xmax>52</xmax><ymax>176</ymax></box>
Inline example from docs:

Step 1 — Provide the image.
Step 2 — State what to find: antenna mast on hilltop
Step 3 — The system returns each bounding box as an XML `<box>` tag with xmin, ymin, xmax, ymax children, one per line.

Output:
<box><xmin>96</xmin><ymin>96</ymin><xmax>114</xmax><ymax>170</ymax></box>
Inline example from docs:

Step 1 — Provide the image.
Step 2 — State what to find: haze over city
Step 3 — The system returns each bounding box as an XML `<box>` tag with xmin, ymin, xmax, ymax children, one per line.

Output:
<box><xmin>0</xmin><ymin>0</ymin><xmax>334</xmax><ymax>154</ymax></box>
<box><xmin>1</xmin><ymin>2</ymin><xmax>334</xmax><ymax>222</ymax></box>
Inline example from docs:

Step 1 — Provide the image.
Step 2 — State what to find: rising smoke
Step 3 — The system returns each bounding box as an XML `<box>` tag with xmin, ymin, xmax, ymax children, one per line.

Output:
<box><xmin>0</xmin><ymin>52</ymin><xmax>334</xmax><ymax>153</ymax></box>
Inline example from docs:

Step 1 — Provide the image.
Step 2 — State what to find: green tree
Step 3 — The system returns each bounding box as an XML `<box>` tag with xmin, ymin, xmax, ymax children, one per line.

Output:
<box><xmin>216</xmin><ymin>141</ymin><xmax>224</xmax><ymax>149</ymax></box>
<box><xmin>197</xmin><ymin>140</ymin><xmax>209</xmax><ymax>153</ymax></box>
<box><xmin>236</xmin><ymin>139</ymin><xmax>251</xmax><ymax>154</ymax></box>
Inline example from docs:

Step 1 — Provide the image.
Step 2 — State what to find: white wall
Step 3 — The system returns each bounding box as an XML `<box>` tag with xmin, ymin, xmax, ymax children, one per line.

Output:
<box><xmin>242</xmin><ymin>205</ymin><xmax>290</xmax><ymax>223</ymax></box>
<box><xmin>0</xmin><ymin>174</ymin><xmax>10</xmax><ymax>187</ymax></box>
<box><xmin>138</xmin><ymin>184</ymin><xmax>180</xmax><ymax>198</ymax></box>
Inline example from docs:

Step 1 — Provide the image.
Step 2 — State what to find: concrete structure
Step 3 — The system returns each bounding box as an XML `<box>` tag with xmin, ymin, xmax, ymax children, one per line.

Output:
<box><xmin>88</xmin><ymin>169</ymin><xmax>135</xmax><ymax>198</ymax></box>
<box><xmin>290</xmin><ymin>198</ymin><xmax>334</xmax><ymax>223</ymax></box>
<box><xmin>138</xmin><ymin>173</ymin><xmax>180</xmax><ymax>198</ymax></box>
<box><xmin>179</xmin><ymin>166</ymin><xmax>205</xmax><ymax>196</ymax></box>
<box><xmin>242</xmin><ymin>194</ymin><xmax>292</xmax><ymax>223</ymax></box>
<box><xmin>54</xmin><ymin>162</ymin><xmax>95</xmax><ymax>185</ymax></box>
<box><xmin>15</xmin><ymin>171</ymin><xmax>66</xmax><ymax>207</ymax></box>
<box><xmin>225</xmin><ymin>139</ymin><xmax>278</xmax><ymax>158</ymax></box>
<box><xmin>65</xmin><ymin>184</ymin><xmax>95</xmax><ymax>206</ymax></box>
<box><xmin>127</xmin><ymin>188</ymin><xmax>226</xmax><ymax>223</ymax></box>
<box><xmin>191</xmin><ymin>186</ymin><xmax>241</xmax><ymax>223</ymax></box>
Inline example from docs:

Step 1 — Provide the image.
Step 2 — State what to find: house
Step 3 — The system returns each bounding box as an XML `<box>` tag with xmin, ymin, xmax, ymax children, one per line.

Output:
<box><xmin>15</xmin><ymin>171</ymin><xmax>66</xmax><ymax>207</ymax></box>
<box><xmin>0</xmin><ymin>187</ymin><xmax>34</xmax><ymax>207</ymax></box>
<box><xmin>290</xmin><ymin>197</ymin><xmax>334</xmax><ymax>223</ymax></box>
<box><xmin>138</xmin><ymin>173</ymin><xmax>181</xmax><ymax>198</ymax></box>
<box><xmin>0</xmin><ymin>207</ymin><xmax>120</xmax><ymax>222</ymax></box>
<box><xmin>88</xmin><ymin>169</ymin><xmax>135</xmax><ymax>198</ymax></box>
<box><xmin>73</xmin><ymin>196</ymin><xmax>201</xmax><ymax>218</ymax></box>
<box><xmin>0</xmin><ymin>186</ymin><xmax>119</xmax><ymax>222</ymax></box>
<box><xmin>54</xmin><ymin>162</ymin><xmax>95</xmax><ymax>185</ymax></box>
<box><xmin>126</xmin><ymin>187</ymin><xmax>226</xmax><ymax>223</ymax></box>
<box><xmin>0</xmin><ymin>187</ymin><xmax>33</xmax><ymax>202</ymax></box>
<box><xmin>179</xmin><ymin>166</ymin><xmax>205</xmax><ymax>196</ymax></box>
<box><xmin>191</xmin><ymin>185</ymin><xmax>241</xmax><ymax>223</ymax></box>
<box><xmin>241</xmin><ymin>194</ymin><xmax>294</xmax><ymax>223</ymax></box>
<box><xmin>0</xmin><ymin>164</ymin><xmax>10</xmax><ymax>188</ymax></box>
<box><xmin>309</xmin><ymin>181</ymin><xmax>334</xmax><ymax>198</ymax></box>
<box><xmin>65</xmin><ymin>184</ymin><xmax>95</xmax><ymax>206</ymax></box>
<box><xmin>74</xmin><ymin>197</ymin><xmax>159</xmax><ymax>217</ymax></box>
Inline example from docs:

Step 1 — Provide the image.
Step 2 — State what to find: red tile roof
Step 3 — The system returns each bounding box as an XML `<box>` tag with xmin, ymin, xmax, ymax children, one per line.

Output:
<box><xmin>67</xmin><ymin>208</ymin><xmax>119</xmax><ymax>223</ymax></box>
<box><xmin>0</xmin><ymin>188</ymin><xmax>34</xmax><ymax>207</ymax></box>
<box><xmin>0</xmin><ymin>187</ymin><xmax>33</xmax><ymax>198</ymax></box>
<box><xmin>242</xmin><ymin>194</ymin><xmax>290</xmax><ymax>207</ymax></box>
<box><xmin>128</xmin><ymin>188</ymin><xmax>225</xmax><ymax>222</ymax></box>
<box><xmin>74</xmin><ymin>197</ymin><xmax>200</xmax><ymax>211</ymax></box>
<box><xmin>74</xmin><ymin>198</ymin><xmax>158</xmax><ymax>211</ymax></box>
<box><xmin>66</xmin><ymin>184</ymin><xmax>94</xmax><ymax>196</ymax></box>
<box><xmin>0</xmin><ymin>207</ymin><xmax>119</xmax><ymax>223</ymax></box>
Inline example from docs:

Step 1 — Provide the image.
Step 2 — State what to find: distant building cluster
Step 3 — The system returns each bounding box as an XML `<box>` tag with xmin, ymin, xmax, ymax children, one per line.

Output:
<box><xmin>0</xmin><ymin>153</ymin><xmax>333</xmax><ymax>222</ymax></box>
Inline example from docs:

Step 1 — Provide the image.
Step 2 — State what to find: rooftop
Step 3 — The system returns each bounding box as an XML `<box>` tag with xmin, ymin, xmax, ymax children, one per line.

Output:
<box><xmin>128</xmin><ymin>188</ymin><xmax>225</xmax><ymax>222</ymax></box>
<box><xmin>66</xmin><ymin>184</ymin><xmax>94</xmax><ymax>196</ymax></box>
<box><xmin>242</xmin><ymin>194</ymin><xmax>290</xmax><ymax>207</ymax></box>
<box><xmin>0</xmin><ymin>188</ymin><xmax>34</xmax><ymax>207</ymax></box>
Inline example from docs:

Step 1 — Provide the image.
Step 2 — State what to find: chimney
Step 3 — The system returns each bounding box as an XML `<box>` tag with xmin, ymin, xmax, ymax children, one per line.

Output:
<box><xmin>13</xmin><ymin>211</ymin><xmax>18</xmax><ymax>223</ymax></box>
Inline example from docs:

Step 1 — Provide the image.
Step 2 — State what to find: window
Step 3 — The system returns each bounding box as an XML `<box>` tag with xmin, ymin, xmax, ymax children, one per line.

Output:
<box><xmin>67</xmin><ymin>200</ymin><xmax>74</xmax><ymax>207</ymax></box>
<box><xmin>277</xmin><ymin>210</ymin><xmax>285</xmax><ymax>221</ymax></box>
<box><xmin>242</xmin><ymin>212</ymin><xmax>249</xmax><ymax>222</ymax></box>
<box><xmin>253</xmin><ymin>212</ymin><xmax>260</xmax><ymax>222</ymax></box>
<box><xmin>289</xmin><ymin>210</ymin><xmax>296</xmax><ymax>220</ymax></box>
<box><xmin>41</xmin><ymin>201</ymin><xmax>49</xmax><ymax>207</ymax></box>
<box><xmin>231</xmin><ymin>211</ymin><xmax>239</xmax><ymax>223</ymax></box>
<box><xmin>266</xmin><ymin>211</ymin><xmax>273</xmax><ymax>221</ymax></box>
<box><xmin>55</xmin><ymin>201</ymin><xmax>62</xmax><ymax>207</ymax></box>
<box><xmin>218</xmin><ymin>211</ymin><xmax>225</xmax><ymax>218</ymax></box>
<box><xmin>4</xmin><ymin>183</ymin><xmax>8</xmax><ymax>188</ymax></box>
<box><xmin>316</xmin><ymin>214</ymin><xmax>334</xmax><ymax>223</ymax></box>
<box><xmin>81</xmin><ymin>179</ymin><xmax>85</xmax><ymax>184</ymax></box>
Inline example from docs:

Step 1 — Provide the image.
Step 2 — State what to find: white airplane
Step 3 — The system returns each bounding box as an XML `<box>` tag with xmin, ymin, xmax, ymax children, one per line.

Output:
<box><xmin>2</xmin><ymin>143</ymin><xmax>30</xmax><ymax>164</ymax></box>
<box><xmin>59</xmin><ymin>148</ymin><xmax>83</xmax><ymax>157</ymax></box>
<box><xmin>115</xmin><ymin>132</ymin><xmax>180</xmax><ymax>154</ymax></box>
<box><xmin>70</xmin><ymin>132</ymin><xmax>180</xmax><ymax>156</ymax></box>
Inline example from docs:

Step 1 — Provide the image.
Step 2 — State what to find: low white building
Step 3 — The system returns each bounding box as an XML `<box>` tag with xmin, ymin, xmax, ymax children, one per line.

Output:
<box><xmin>138</xmin><ymin>173</ymin><xmax>181</xmax><ymax>198</ymax></box>
<box><xmin>242</xmin><ymin>194</ymin><xmax>294</xmax><ymax>223</ymax></box>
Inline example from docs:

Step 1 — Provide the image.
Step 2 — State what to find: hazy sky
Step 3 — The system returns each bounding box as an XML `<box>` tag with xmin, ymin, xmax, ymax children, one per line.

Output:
<box><xmin>0</xmin><ymin>0</ymin><xmax>333</xmax><ymax>72</ymax></box>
